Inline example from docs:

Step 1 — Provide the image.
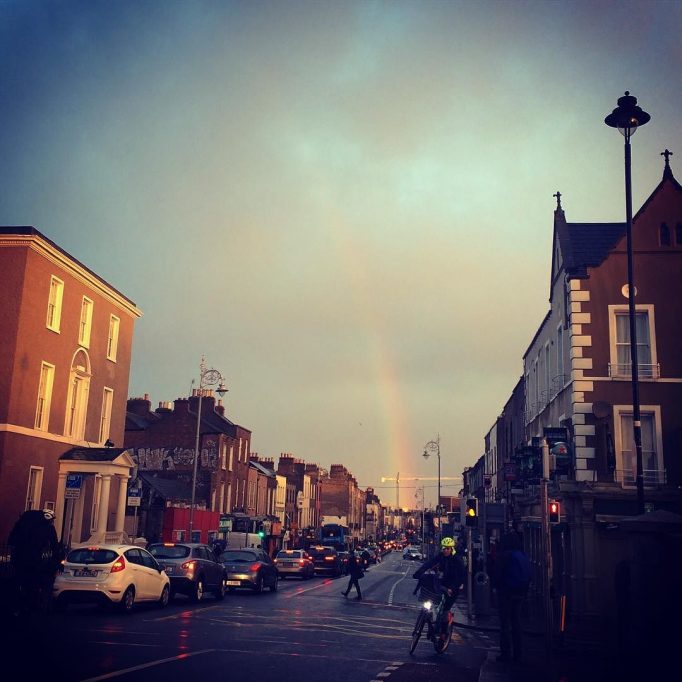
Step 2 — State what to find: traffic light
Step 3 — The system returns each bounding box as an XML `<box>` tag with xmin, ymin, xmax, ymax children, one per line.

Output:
<box><xmin>465</xmin><ymin>498</ymin><xmax>478</xmax><ymax>527</ymax></box>
<box><xmin>549</xmin><ymin>500</ymin><xmax>560</xmax><ymax>524</ymax></box>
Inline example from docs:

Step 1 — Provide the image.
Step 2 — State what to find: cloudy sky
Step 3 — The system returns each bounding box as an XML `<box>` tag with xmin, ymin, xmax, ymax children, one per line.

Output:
<box><xmin>2</xmin><ymin>0</ymin><xmax>680</xmax><ymax>507</ymax></box>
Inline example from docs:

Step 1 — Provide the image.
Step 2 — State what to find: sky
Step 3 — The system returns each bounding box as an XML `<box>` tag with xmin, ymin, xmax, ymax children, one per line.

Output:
<box><xmin>2</xmin><ymin>0</ymin><xmax>681</xmax><ymax>508</ymax></box>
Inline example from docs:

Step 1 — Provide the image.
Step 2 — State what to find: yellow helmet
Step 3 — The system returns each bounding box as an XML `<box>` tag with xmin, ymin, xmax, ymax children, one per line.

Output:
<box><xmin>441</xmin><ymin>537</ymin><xmax>455</xmax><ymax>549</ymax></box>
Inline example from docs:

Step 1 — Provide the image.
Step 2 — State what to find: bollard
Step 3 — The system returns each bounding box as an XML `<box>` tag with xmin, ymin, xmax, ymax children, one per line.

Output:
<box><xmin>473</xmin><ymin>570</ymin><xmax>491</xmax><ymax>616</ymax></box>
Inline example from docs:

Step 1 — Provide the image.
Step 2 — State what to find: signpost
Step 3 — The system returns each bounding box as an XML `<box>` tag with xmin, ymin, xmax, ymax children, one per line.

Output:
<box><xmin>65</xmin><ymin>473</ymin><xmax>82</xmax><ymax>499</ymax></box>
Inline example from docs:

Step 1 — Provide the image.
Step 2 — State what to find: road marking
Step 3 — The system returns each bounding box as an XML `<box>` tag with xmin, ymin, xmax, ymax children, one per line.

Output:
<box><xmin>78</xmin><ymin>649</ymin><xmax>214</xmax><ymax>682</ymax></box>
<box><xmin>387</xmin><ymin>566</ymin><xmax>410</xmax><ymax>606</ymax></box>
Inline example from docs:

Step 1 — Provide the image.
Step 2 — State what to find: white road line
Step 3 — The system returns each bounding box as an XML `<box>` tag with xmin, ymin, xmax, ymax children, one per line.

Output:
<box><xmin>387</xmin><ymin>566</ymin><xmax>410</xmax><ymax>606</ymax></box>
<box><xmin>78</xmin><ymin>649</ymin><xmax>215</xmax><ymax>682</ymax></box>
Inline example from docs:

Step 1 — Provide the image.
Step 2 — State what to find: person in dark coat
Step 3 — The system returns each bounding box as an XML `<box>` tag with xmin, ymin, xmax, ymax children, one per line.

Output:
<box><xmin>8</xmin><ymin>509</ymin><xmax>64</xmax><ymax>615</ymax></box>
<box><xmin>341</xmin><ymin>550</ymin><xmax>364</xmax><ymax>600</ymax></box>
<box><xmin>495</xmin><ymin>531</ymin><xmax>530</xmax><ymax>662</ymax></box>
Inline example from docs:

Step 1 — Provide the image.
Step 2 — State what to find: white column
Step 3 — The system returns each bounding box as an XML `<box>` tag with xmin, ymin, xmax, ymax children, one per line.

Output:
<box><xmin>96</xmin><ymin>474</ymin><xmax>112</xmax><ymax>539</ymax></box>
<box><xmin>55</xmin><ymin>472</ymin><xmax>68</xmax><ymax>540</ymax></box>
<box><xmin>114</xmin><ymin>475</ymin><xmax>130</xmax><ymax>535</ymax></box>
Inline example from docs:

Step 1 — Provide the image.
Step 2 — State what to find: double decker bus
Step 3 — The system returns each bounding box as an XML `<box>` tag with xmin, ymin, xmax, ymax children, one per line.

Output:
<box><xmin>320</xmin><ymin>523</ymin><xmax>349</xmax><ymax>551</ymax></box>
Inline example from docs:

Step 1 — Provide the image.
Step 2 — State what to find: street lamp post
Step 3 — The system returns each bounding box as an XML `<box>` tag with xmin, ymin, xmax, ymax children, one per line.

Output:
<box><xmin>423</xmin><ymin>435</ymin><xmax>441</xmax><ymax>511</ymax></box>
<box><xmin>604</xmin><ymin>91</ymin><xmax>651</xmax><ymax>515</ymax></box>
<box><xmin>189</xmin><ymin>357</ymin><xmax>227</xmax><ymax>540</ymax></box>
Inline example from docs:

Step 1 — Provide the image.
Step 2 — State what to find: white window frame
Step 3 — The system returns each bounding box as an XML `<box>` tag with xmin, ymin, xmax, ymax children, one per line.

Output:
<box><xmin>608</xmin><ymin>304</ymin><xmax>658</xmax><ymax>379</ymax></box>
<box><xmin>612</xmin><ymin>404</ymin><xmax>664</xmax><ymax>487</ymax></box>
<box><xmin>556</xmin><ymin>324</ymin><xmax>564</xmax><ymax>386</ymax></box>
<box><xmin>46</xmin><ymin>276</ymin><xmax>64</xmax><ymax>332</ymax></box>
<box><xmin>107</xmin><ymin>314</ymin><xmax>120</xmax><ymax>361</ymax></box>
<box><xmin>25</xmin><ymin>466</ymin><xmax>44</xmax><ymax>511</ymax></box>
<box><xmin>35</xmin><ymin>361</ymin><xmax>55</xmax><ymax>431</ymax></box>
<box><xmin>99</xmin><ymin>387</ymin><xmax>114</xmax><ymax>444</ymax></box>
<box><xmin>65</xmin><ymin>371</ymin><xmax>90</xmax><ymax>440</ymax></box>
<box><xmin>78</xmin><ymin>296</ymin><xmax>94</xmax><ymax>348</ymax></box>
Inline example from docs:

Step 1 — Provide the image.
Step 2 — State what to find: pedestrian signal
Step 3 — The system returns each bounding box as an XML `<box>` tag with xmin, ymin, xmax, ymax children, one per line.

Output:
<box><xmin>465</xmin><ymin>498</ymin><xmax>478</xmax><ymax>527</ymax></box>
<box><xmin>549</xmin><ymin>500</ymin><xmax>560</xmax><ymax>524</ymax></box>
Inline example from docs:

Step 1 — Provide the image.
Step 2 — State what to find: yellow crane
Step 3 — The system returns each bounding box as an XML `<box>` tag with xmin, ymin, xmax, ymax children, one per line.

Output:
<box><xmin>380</xmin><ymin>473</ymin><xmax>462</xmax><ymax>509</ymax></box>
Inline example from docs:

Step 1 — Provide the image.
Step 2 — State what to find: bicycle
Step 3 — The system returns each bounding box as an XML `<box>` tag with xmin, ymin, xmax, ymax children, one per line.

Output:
<box><xmin>409</xmin><ymin>572</ymin><xmax>455</xmax><ymax>654</ymax></box>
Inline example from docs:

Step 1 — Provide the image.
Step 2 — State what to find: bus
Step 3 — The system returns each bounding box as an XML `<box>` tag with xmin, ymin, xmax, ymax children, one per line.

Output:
<box><xmin>320</xmin><ymin>523</ymin><xmax>349</xmax><ymax>551</ymax></box>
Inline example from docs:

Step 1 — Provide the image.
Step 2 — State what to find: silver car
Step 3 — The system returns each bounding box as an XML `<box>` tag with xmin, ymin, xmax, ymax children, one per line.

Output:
<box><xmin>147</xmin><ymin>542</ymin><xmax>226</xmax><ymax>602</ymax></box>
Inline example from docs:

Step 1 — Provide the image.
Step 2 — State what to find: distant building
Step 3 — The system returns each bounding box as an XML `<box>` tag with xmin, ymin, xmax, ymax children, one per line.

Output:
<box><xmin>124</xmin><ymin>392</ymin><xmax>252</xmax><ymax>542</ymax></box>
<box><xmin>0</xmin><ymin>226</ymin><xmax>141</xmax><ymax>543</ymax></box>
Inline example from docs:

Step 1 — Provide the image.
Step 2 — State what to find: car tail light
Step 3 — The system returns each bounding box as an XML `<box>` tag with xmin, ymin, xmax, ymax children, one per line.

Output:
<box><xmin>111</xmin><ymin>556</ymin><xmax>126</xmax><ymax>573</ymax></box>
<box><xmin>249</xmin><ymin>563</ymin><xmax>260</xmax><ymax>572</ymax></box>
<box><xmin>324</xmin><ymin>556</ymin><xmax>334</xmax><ymax>561</ymax></box>
<box><xmin>181</xmin><ymin>560</ymin><xmax>196</xmax><ymax>571</ymax></box>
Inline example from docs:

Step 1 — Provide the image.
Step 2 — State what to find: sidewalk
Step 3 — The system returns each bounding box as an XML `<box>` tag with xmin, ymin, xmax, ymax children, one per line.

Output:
<box><xmin>454</xmin><ymin>595</ymin><xmax>622</xmax><ymax>682</ymax></box>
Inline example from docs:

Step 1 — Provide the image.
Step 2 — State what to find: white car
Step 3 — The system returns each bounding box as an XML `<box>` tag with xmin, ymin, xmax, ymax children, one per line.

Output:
<box><xmin>403</xmin><ymin>547</ymin><xmax>424</xmax><ymax>561</ymax></box>
<box><xmin>54</xmin><ymin>543</ymin><xmax>170</xmax><ymax>613</ymax></box>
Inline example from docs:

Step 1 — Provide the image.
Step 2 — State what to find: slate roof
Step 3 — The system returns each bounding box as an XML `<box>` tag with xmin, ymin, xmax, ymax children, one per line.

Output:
<box><xmin>138</xmin><ymin>471</ymin><xmax>193</xmax><ymax>502</ymax></box>
<box><xmin>60</xmin><ymin>447</ymin><xmax>130</xmax><ymax>462</ymax></box>
<box><xmin>558</xmin><ymin>220</ymin><xmax>625</xmax><ymax>275</ymax></box>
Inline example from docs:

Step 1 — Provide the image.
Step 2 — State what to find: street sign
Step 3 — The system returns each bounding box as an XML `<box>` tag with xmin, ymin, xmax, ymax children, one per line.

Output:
<box><xmin>127</xmin><ymin>489</ymin><xmax>141</xmax><ymax>507</ymax></box>
<box><xmin>65</xmin><ymin>473</ymin><xmax>82</xmax><ymax>499</ymax></box>
<box><xmin>219</xmin><ymin>514</ymin><xmax>232</xmax><ymax>531</ymax></box>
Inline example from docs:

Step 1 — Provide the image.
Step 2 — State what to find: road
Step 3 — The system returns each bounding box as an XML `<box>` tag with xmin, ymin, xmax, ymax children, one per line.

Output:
<box><xmin>3</xmin><ymin>552</ymin><xmax>493</xmax><ymax>682</ymax></box>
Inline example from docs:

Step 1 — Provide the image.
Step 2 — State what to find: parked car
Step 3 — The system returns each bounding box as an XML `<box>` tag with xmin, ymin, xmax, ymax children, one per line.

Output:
<box><xmin>274</xmin><ymin>549</ymin><xmax>315</xmax><ymax>580</ymax></box>
<box><xmin>403</xmin><ymin>546</ymin><xmax>423</xmax><ymax>561</ymax></box>
<box><xmin>219</xmin><ymin>548</ymin><xmax>278</xmax><ymax>593</ymax></box>
<box><xmin>307</xmin><ymin>545</ymin><xmax>342</xmax><ymax>577</ymax></box>
<box><xmin>147</xmin><ymin>542</ymin><xmax>226</xmax><ymax>602</ymax></box>
<box><xmin>53</xmin><ymin>544</ymin><xmax>170</xmax><ymax>613</ymax></box>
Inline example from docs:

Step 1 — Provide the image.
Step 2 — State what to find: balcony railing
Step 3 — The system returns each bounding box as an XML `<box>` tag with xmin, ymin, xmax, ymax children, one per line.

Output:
<box><xmin>608</xmin><ymin>363</ymin><xmax>660</xmax><ymax>379</ymax></box>
<box><xmin>613</xmin><ymin>468</ymin><xmax>667</xmax><ymax>487</ymax></box>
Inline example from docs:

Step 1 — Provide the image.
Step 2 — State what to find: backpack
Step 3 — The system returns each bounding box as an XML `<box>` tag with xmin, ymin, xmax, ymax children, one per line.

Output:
<box><xmin>503</xmin><ymin>549</ymin><xmax>531</xmax><ymax>592</ymax></box>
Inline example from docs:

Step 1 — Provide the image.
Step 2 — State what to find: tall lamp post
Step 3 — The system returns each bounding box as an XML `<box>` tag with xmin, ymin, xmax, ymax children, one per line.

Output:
<box><xmin>189</xmin><ymin>358</ymin><xmax>227</xmax><ymax>539</ymax></box>
<box><xmin>423</xmin><ymin>435</ymin><xmax>441</xmax><ymax>510</ymax></box>
<box><xmin>604</xmin><ymin>91</ymin><xmax>650</xmax><ymax>515</ymax></box>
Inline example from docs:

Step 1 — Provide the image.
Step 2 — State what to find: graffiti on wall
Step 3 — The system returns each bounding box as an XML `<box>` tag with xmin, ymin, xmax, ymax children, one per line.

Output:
<box><xmin>133</xmin><ymin>439</ymin><xmax>219</xmax><ymax>470</ymax></box>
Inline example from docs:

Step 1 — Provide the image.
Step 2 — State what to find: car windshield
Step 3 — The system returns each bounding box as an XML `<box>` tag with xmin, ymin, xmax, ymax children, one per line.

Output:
<box><xmin>66</xmin><ymin>548</ymin><xmax>118</xmax><ymax>565</ymax></box>
<box><xmin>220</xmin><ymin>551</ymin><xmax>257</xmax><ymax>562</ymax></box>
<box><xmin>148</xmin><ymin>544</ymin><xmax>191</xmax><ymax>559</ymax></box>
<box><xmin>276</xmin><ymin>550</ymin><xmax>302</xmax><ymax>558</ymax></box>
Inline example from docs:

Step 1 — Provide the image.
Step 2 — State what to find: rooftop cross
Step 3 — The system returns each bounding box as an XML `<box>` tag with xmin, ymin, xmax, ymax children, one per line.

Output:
<box><xmin>553</xmin><ymin>191</ymin><xmax>562</xmax><ymax>210</ymax></box>
<box><xmin>661</xmin><ymin>149</ymin><xmax>673</xmax><ymax>167</ymax></box>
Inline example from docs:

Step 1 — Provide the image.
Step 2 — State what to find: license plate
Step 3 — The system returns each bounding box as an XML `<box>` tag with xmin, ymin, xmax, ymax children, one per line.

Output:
<box><xmin>74</xmin><ymin>569</ymin><xmax>98</xmax><ymax>577</ymax></box>
<box><xmin>163</xmin><ymin>566</ymin><xmax>174</xmax><ymax>574</ymax></box>
<box><xmin>226</xmin><ymin>580</ymin><xmax>240</xmax><ymax>586</ymax></box>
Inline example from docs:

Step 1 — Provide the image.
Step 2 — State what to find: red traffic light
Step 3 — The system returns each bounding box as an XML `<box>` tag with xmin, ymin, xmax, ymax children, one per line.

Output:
<box><xmin>549</xmin><ymin>500</ymin><xmax>560</xmax><ymax>523</ymax></box>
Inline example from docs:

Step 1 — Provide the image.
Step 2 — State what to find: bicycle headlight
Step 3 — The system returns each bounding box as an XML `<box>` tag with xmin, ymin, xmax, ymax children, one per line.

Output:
<box><xmin>423</xmin><ymin>600</ymin><xmax>432</xmax><ymax>610</ymax></box>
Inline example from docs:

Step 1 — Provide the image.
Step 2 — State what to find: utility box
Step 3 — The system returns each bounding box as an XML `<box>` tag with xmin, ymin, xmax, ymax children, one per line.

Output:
<box><xmin>473</xmin><ymin>571</ymin><xmax>491</xmax><ymax>616</ymax></box>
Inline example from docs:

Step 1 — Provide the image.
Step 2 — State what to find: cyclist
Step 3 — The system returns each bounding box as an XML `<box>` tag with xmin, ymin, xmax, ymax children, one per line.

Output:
<box><xmin>412</xmin><ymin>537</ymin><xmax>465</xmax><ymax>639</ymax></box>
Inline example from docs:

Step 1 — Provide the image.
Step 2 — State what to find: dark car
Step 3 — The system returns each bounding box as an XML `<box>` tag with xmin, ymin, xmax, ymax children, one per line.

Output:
<box><xmin>307</xmin><ymin>545</ymin><xmax>342</xmax><ymax>577</ymax></box>
<box><xmin>147</xmin><ymin>542</ymin><xmax>226</xmax><ymax>602</ymax></box>
<box><xmin>274</xmin><ymin>549</ymin><xmax>315</xmax><ymax>580</ymax></box>
<box><xmin>337</xmin><ymin>551</ymin><xmax>350</xmax><ymax>575</ymax></box>
<box><xmin>219</xmin><ymin>548</ymin><xmax>278</xmax><ymax>593</ymax></box>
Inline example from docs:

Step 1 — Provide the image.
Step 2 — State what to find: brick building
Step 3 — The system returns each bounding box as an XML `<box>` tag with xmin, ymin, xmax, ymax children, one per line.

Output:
<box><xmin>0</xmin><ymin>226</ymin><xmax>141</xmax><ymax>543</ymax></box>
<box><xmin>124</xmin><ymin>391</ymin><xmax>252</xmax><ymax>542</ymax></box>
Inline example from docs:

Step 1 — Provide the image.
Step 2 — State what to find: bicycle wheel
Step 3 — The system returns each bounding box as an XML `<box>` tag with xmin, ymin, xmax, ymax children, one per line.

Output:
<box><xmin>409</xmin><ymin>612</ymin><xmax>426</xmax><ymax>655</ymax></box>
<box><xmin>434</xmin><ymin>622</ymin><xmax>453</xmax><ymax>653</ymax></box>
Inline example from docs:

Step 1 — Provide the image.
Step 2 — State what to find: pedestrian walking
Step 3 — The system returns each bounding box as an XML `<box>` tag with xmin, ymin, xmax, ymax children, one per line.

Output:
<box><xmin>341</xmin><ymin>550</ymin><xmax>364</xmax><ymax>600</ymax></box>
<box><xmin>495</xmin><ymin>531</ymin><xmax>531</xmax><ymax>663</ymax></box>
